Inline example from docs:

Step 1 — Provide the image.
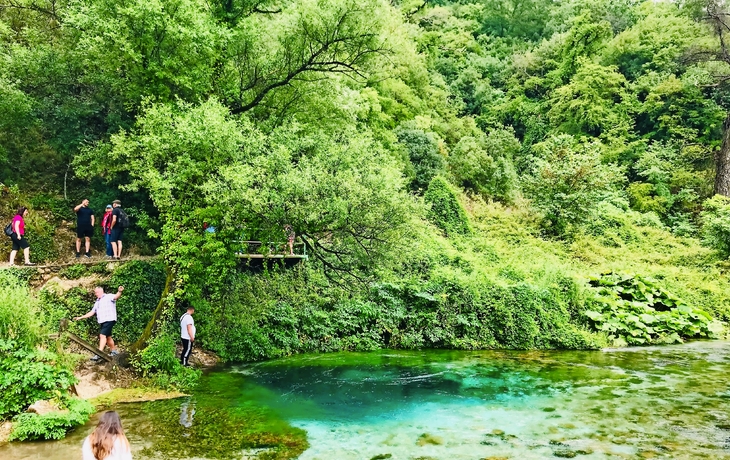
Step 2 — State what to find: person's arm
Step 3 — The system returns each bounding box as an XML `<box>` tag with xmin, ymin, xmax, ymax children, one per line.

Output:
<box><xmin>13</xmin><ymin>220</ymin><xmax>20</xmax><ymax>238</ymax></box>
<box><xmin>74</xmin><ymin>309</ymin><xmax>95</xmax><ymax>321</ymax></box>
<box><xmin>187</xmin><ymin>324</ymin><xmax>195</xmax><ymax>342</ymax></box>
<box><xmin>91</xmin><ymin>214</ymin><xmax>95</xmax><ymax>227</ymax></box>
<box><xmin>110</xmin><ymin>214</ymin><xmax>117</xmax><ymax>228</ymax></box>
<box><xmin>73</xmin><ymin>203</ymin><xmax>83</xmax><ymax>212</ymax></box>
<box><xmin>113</xmin><ymin>285</ymin><xmax>124</xmax><ymax>300</ymax></box>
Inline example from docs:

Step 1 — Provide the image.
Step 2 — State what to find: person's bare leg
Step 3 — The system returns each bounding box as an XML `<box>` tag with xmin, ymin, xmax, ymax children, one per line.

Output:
<box><xmin>107</xmin><ymin>337</ymin><xmax>116</xmax><ymax>352</ymax></box>
<box><xmin>85</xmin><ymin>237</ymin><xmax>91</xmax><ymax>254</ymax></box>
<box><xmin>98</xmin><ymin>334</ymin><xmax>108</xmax><ymax>352</ymax></box>
<box><xmin>111</xmin><ymin>241</ymin><xmax>119</xmax><ymax>258</ymax></box>
<box><xmin>9</xmin><ymin>250</ymin><xmax>17</xmax><ymax>265</ymax></box>
<box><xmin>117</xmin><ymin>240</ymin><xmax>123</xmax><ymax>258</ymax></box>
<box><xmin>23</xmin><ymin>248</ymin><xmax>30</xmax><ymax>264</ymax></box>
<box><xmin>76</xmin><ymin>238</ymin><xmax>81</xmax><ymax>253</ymax></box>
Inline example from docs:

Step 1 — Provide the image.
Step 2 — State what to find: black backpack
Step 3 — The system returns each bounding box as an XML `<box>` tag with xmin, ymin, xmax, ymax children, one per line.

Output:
<box><xmin>117</xmin><ymin>209</ymin><xmax>131</xmax><ymax>228</ymax></box>
<box><xmin>4</xmin><ymin>223</ymin><xmax>13</xmax><ymax>237</ymax></box>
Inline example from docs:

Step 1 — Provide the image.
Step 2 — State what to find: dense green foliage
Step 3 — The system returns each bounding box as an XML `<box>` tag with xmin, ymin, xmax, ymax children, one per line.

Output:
<box><xmin>425</xmin><ymin>176</ymin><xmax>472</xmax><ymax>236</ymax></box>
<box><xmin>0</xmin><ymin>341</ymin><xmax>77</xmax><ymax>419</ymax></box>
<box><xmin>0</xmin><ymin>272</ymin><xmax>80</xmax><ymax>423</ymax></box>
<box><xmin>585</xmin><ymin>272</ymin><xmax>722</xmax><ymax>346</ymax></box>
<box><xmin>9</xmin><ymin>398</ymin><xmax>94</xmax><ymax>441</ymax></box>
<box><xmin>2</xmin><ymin>0</ymin><xmax>730</xmax><ymax>399</ymax></box>
<box><xmin>701</xmin><ymin>195</ymin><xmax>730</xmax><ymax>257</ymax></box>
<box><xmin>130</xmin><ymin>332</ymin><xmax>201</xmax><ymax>391</ymax></box>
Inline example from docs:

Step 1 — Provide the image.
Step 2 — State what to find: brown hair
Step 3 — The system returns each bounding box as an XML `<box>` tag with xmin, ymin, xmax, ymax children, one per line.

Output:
<box><xmin>88</xmin><ymin>411</ymin><xmax>130</xmax><ymax>460</ymax></box>
<box><xmin>16</xmin><ymin>206</ymin><xmax>27</xmax><ymax>217</ymax></box>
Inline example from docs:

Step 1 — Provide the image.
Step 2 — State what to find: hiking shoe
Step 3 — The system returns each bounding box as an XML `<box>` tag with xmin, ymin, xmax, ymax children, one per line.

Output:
<box><xmin>84</xmin><ymin>252</ymin><xmax>91</xmax><ymax>258</ymax></box>
<box><xmin>24</xmin><ymin>262</ymin><xmax>36</xmax><ymax>266</ymax></box>
<box><xmin>90</xmin><ymin>355</ymin><xmax>101</xmax><ymax>362</ymax></box>
<box><xmin>75</xmin><ymin>252</ymin><xmax>80</xmax><ymax>258</ymax></box>
<box><xmin>110</xmin><ymin>350</ymin><xmax>119</xmax><ymax>357</ymax></box>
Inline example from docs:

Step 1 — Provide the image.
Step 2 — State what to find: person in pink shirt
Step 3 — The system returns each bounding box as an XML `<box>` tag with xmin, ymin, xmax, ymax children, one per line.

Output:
<box><xmin>101</xmin><ymin>205</ymin><xmax>114</xmax><ymax>257</ymax></box>
<box><xmin>8</xmin><ymin>206</ymin><xmax>34</xmax><ymax>266</ymax></box>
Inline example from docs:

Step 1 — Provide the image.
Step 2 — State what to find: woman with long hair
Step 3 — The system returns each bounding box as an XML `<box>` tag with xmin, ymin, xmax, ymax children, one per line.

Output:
<box><xmin>8</xmin><ymin>206</ymin><xmax>34</xmax><ymax>266</ymax></box>
<box><xmin>82</xmin><ymin>411</ymin><xmax>132</xmax><ymax>460</ymax></box>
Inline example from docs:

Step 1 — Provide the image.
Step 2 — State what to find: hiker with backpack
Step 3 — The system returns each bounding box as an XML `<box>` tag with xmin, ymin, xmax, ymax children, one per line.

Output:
<box><xmin>109</xmin><ymin>200</ymin><xmax>130</xmax><ymax>260</ymax></box>
<box><xmin>6</xmin><ymin>206</ymin><xmax>35</xmax><ymax>266</ymax></box>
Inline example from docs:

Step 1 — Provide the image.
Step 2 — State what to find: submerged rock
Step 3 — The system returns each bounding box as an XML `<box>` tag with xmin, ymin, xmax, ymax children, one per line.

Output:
<box><xmin>553</xmin><ymin>448</ymin><xmax>577</xmax><ymax>458</ymax></box>
<box><xmin>416</xmin><ymin>433</ymin><xmax>444</xmax><ymax>446</ymax></box>
<box><xmin>369</xmin><ymin>454</ymin><xmax>392</xmax><ymax>460</ymax></box>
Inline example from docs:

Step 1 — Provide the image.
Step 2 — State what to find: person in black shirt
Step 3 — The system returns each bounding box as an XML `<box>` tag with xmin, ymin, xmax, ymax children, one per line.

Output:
<box><xmin>110</xmin><ymin>200</ymin><xmax>124</xmax><ymax>260</ymax></box>
<box><xmin>74</xmin><ymin>199</ymin><xmax>95</xmax><ymax>258</ymax></box>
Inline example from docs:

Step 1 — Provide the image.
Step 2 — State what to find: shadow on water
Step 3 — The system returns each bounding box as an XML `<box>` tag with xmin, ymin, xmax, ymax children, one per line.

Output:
<box><xmin>4</xmin><ymin>342</ymin><xmax>730</xmax><ymax>459</ymax></box>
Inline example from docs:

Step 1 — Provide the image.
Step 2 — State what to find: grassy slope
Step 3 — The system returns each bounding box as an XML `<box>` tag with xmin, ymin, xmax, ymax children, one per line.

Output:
<box><xmin>454</xmin><ymin>199</ymin><xmax>730</xmax><ymax>324</ymax></box>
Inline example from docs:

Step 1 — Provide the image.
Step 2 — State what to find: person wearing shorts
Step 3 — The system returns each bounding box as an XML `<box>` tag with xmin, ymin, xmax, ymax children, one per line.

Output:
<box><xmin>9</xmin><ymin>206</ymin><xmax>34</xmax><ymax>266</ymax></box>
<box><xmin>110</xmin><ymin>200</ymin><xmax>125</xmax><ymax>260</ymax></box>
<box><xmin>74</xmin><ymin>199</ymin><xmax>95</xmax><ymax>258</ymax></box>
<box><xmin>74</xmin><ymin>285</ymin><xmax>125</xmax><ymax>360</ymax></box>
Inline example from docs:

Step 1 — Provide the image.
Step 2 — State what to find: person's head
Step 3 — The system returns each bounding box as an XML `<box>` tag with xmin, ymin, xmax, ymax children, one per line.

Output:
<box><xmin>105</xmin><ymin>204</ymin><xmax>112</xmax><ymax>213</ymax></box>
<box><xmin>112</xmin><ymin>200</ymin><xmax>121</xmax><ymax>208</ymax></box>
<box><xmin>94</xmin><ymin>286</ymin><xmax>105</xmax><ymax>299</ymax></box>
<box><xmin>89</xmin><ymin>411</ymin><xmax>129</xmax><ymax>460</ymax></box>
<box><xmin>16</xmin><ymin>206</ymin><xmax>27</xmax><ymax>217</ymax></box>
<box><xmin>82</xmin><ymin>199</ymin><xmax>90</xmax><ymax>207</ymax></box>
<box><xmin>187</xmin><ymin>306</ymin><xmax>195</xmax><ymax>316</ymax></box>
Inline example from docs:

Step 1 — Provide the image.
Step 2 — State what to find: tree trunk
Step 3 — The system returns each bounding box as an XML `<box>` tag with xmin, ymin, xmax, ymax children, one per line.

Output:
<box><xmin>131</xmin><ymin>266</ymin><xmax>173</xmax><ymax>353</ymax></box>
<box><xmin>716</xmin><ymin>113</ymin><xmax>730</xmax><ymax>197</ymax></box>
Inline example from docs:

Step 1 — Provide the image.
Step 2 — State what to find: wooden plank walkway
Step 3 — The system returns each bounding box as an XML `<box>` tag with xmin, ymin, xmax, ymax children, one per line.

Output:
<box><xmin>235</xmin><ymin>253</ymin><xmax>307</xmax><ymax>259</ymax></box>
<box><xmin>0</xmin><ymin>255</ymin><xmax>156</xmax><ymax>270</ymax></box>
<box><xmin>56</xmin><ymin>319</ymin><xmax>113</xmax><ymax>362</ymax></box>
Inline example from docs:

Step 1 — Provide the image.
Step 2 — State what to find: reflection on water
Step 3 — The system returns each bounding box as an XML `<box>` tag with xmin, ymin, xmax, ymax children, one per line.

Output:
<box><xmin>3</xmin><ymin>341</ymin><xmax>730</xmax><ymax>459</ymax></box>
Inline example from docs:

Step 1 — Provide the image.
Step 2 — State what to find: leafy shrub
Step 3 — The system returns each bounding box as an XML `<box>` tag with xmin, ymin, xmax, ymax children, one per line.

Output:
<box><xmin>9</xmin><ymin>398</ymin><xmax>94</xmax><ymax>441</ymax></box>
<box><xmin>0</xmin><ymin>271</ymin><xmax>42</xmax><ymax>348</ymax></box>
<box><xmin>701</xmin><ymin>195</ymin><xmax>730</xmax><ymax>258</ymax></box>
<box><xmin>525</xmin><ymin>135</ymin><xmax>619</xmax><ymax>235</ymax></box>
<box><xmin>28</xmin><ymin>194</ymin><xmax>74</xmax><ymax>222</ymax></box>
<box><xmin>131</xmin><ymin>333</ymin><xmax>179</xmax><ymax>376</ymax></box>
<box><xmin>38</xmin><ymin>287</ymin><xmax>98</xmax><ymax>343</ymax></box>
<box><xmin>449</xmin><ymin>129</ymin><xmax>519</xmax><ymax>201</ymax></box>
<box><xmin>131</xmin><ymin>333</ymin><xmax>200</xmax><ymax>391</ymax></box>
<box><xmin>203</xmin><ymin>265</ymin><xmax>602</xmax><ymax>362</ymax></box>
<box><xmin>59</xmin><ymin>264</ymin><xmax>88</xmax><ymax>280</ymax></box>
<box><xmin>424</xmin><ymin>176</ymin><xmax>471</xmax><ymax>236</ymax></box>
<box><xmin>0</xmin><ymin>341</ymin><xmax>77</xmax><ymax>419</ymax></box>
<box><xmin>395</xmin><ymin>124</ymin><xmax>444</xmax><ymax>192</ymax></box>
<box><xmin>584</xmin><ymin>272</ymin><xmax>722</xmax><ymax>346</ymax></box>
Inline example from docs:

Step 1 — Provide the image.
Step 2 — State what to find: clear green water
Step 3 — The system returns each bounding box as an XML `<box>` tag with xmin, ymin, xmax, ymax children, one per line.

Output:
<box><xmin>4</xmin><ymin>342</ymin><xmax>730</xmax><ymax>459</ymax></box>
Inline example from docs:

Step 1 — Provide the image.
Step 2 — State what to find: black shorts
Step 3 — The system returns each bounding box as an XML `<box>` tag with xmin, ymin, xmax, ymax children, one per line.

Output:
<box><xmin>99</xmin><ymin>321</ymin><xmax>116</xmax><ymax>337</ymax></box>
<box><xmin>11</xmin><ymin>236</ymin><xmax>29</xmax><ymax>251</ymax></box>
<box><xmin>77</xmin><ymin>226</ymin><xmax>93</xmax><ymax>238</ymax></box>
<box><xmin>110</xmin><ymin>227</ymin><xmax>124</xmax><ymax>242</ymax></box>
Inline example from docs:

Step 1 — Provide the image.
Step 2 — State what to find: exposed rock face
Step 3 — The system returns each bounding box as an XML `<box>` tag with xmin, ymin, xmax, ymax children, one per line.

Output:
<box><xmin>27</xmin><ymin>400</ymin><xmax>64</xmax><ymax>416</ymax></box>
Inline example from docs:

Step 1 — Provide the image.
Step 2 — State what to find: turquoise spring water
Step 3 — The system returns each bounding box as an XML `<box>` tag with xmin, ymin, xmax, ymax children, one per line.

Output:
<box><xmin>4</xmin><ymin>341</ymin><xmax>730</xmax><ymax>459</ymax></box>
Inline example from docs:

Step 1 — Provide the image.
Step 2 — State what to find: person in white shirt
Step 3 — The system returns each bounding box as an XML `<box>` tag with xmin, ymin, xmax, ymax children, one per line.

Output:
<box><xmin>180</xmin><ymin>306</ymin><xmax>195</xmax><ymax>366</ymax></box>
<box><xmin>82</xmin><ymin>411</ymin><xmax>132</xmax><ymax>460</ymax></box>
<box><xmin>74</xmin><ymin>285</ymin><xmax>124</xmax><ymax>359</ymax></box>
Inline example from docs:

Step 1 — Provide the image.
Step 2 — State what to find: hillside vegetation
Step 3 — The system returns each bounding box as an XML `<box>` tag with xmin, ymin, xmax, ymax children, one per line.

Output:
<box><xmin>2</xmin><ymin>0</ymin><xmax>730</xmax><ymax>436</ymax></box>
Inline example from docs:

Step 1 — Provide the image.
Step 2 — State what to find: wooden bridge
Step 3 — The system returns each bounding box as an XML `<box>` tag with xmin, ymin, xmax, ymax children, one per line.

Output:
<box><xmin>235</xmin><ymin>240</ymin><xmax>308</xmax><ymax>269</ymax></box>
